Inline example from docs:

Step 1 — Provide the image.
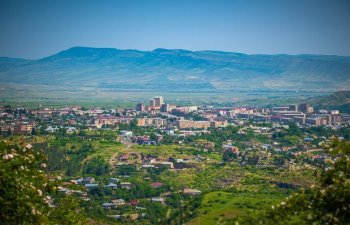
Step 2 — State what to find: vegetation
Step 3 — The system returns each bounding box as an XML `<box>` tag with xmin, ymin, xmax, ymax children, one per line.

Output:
<box><xmin>265</xmin><ymin>140</ymin><xmax>350</xmax><ymax>224</ymax></box>
<box><xmin>0</xmin><ymin>140</ymin><xmax>86</xmax><ymax>225</ymax></box>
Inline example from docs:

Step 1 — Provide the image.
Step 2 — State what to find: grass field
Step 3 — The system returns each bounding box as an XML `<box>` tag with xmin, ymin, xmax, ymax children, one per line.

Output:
<box><xmin>188</xmin><ymin>191</ymin><xmax>286</xmax><ymax>225</ymax></box>
<box><xmin>0</xmin><ymin>82</ymin><xmax>328</xmax><ymax>108</ymax></box>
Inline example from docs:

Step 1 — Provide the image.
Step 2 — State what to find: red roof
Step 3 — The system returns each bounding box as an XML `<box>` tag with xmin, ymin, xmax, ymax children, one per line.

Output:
<box><xmin>129</xmin><ymin>199</ymin><xmax>139</xmax><ymax>206</ymax></box>
<box><xmin>119</xmin><ymin>154</ymin><xmax>129</xmax><ymax>160</ymax></box>
<box><xmin>150</xmin><ymin>182</ymin><xmax>164</xmax><ymax>188</ymax></box>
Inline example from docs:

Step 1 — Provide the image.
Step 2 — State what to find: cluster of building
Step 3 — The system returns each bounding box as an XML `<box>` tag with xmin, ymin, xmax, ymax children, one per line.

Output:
<box><xmin>136</xmin><ymin>96</ymin><xmax>176</xmax><ymax>114</ymax></box>
<box><xmin>0</xmin><ymin>98</ymin><xmax>349</xmax><ymax>136</ymax></box>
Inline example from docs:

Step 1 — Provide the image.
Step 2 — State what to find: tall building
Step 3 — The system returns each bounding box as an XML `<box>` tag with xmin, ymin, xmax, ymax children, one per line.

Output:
<box><xmin>298</xmin><ymin>103</ymin><xmax>312</xmax><ymax>113</ymax></box>
<box><xmin>136</xmin><ymin>103</ymin><xmax>145</xmax><ymax>112</ymax></box>
<box><xmin>160</xmin><ymin>103</ymin><xmax>169</xmax><ymax>112</ymax></box>
<box><xmin>149</xmin><ymin>99</ymin><xmax>156</xmax><ymax>107</ymax></box>
<box><xmin>154</xmin><ymin>96</ymin><xmax>163</xmax><ymax>107</ymax></box>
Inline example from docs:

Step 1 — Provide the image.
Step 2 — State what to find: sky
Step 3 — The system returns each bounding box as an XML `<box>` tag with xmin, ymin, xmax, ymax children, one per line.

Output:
<box><xmin>0</xmin><ymin>0</ymin><xmax>350</xmax><ymax>59</ymax></box>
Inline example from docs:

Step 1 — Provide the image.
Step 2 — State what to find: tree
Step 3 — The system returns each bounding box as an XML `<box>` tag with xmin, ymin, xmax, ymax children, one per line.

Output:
<box><xmin>0</xmin><ymin>141</ymin><xmax>87</xmax><ymax>224</ymax></box>
<box><xmin>0</xmin><ymin>141</ymin><xmax>51</xmax><ymax>224</ymax></box>
<box><xmin>223</xmin><ymin>149</ymin><xmax>237</xmax><ymax>162</ymax></box>
<box><xmin>265</xmin><ymin>139</ymin><xmax>350</xmax><ymax>224</ymax></box>
<box><xmin>49</xmin><ymin>195</ymin><xmax>86</xmax><ymax>225</ymax></box>
<box><xmin>82</xmin><ymin>156</ymin><xmax>109</xmax><ymax>176</ymax></box>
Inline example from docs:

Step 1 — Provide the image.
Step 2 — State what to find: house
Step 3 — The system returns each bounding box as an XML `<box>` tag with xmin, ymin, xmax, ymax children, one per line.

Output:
<box><xmin>151</xmin><ymin>197</ymin><xmax>166</xmax><ymax>204</ymax></box>
<box><xmin>112</xmin><ymin>199</ymin><xmax>126</xmax><ymax>206</ymax></box>
<box><xmin>119</xmin><ymin>154</ymin><xmax>129</xmax><ymax>162</ymax></box>
<box><xmin>94</xmin><ymin>114</ymin><xmax>117</xmax><ymax>128</ymax></box>
<box><xmin>183</xmin><ymin>188</ymin><xmax>201</xmax><ymax>196</ymax></box>
<box><xmin>304</xmin><ymin>137</ymin><xmax>314</xmax><ymax>142</ymax></box>
<box><xmin>85</xmin><ymin>183</ymin><xmax>99</xmax><ymax>190</ymax></box>
<box><xmin>150</xmin><ymin>182</ymin><xmax>164</xmax><ymax>188</ymax></box>
<box><xmin>120</xmin><ymin>130</ymin><xmax>133</xmax><ymax>137</ymax></box>
<box><xmin>45</xmin><ymin>126</ymin><xmax>59</xmax><ymax>133</ymax></box>
<box><xmin>106</xmin><ymin>215</ymin><xmax>121</xmax><ymax>220</ymax></box>
<box><xmin>222</xmin><ymin>145</ymin><xmax>239</xmax><ymax>153</ymax></box>
<box><xmin>142</xmin><ymin>164</ymin><xmax>155</xmax><ymax>169</ymax></box>
<box><xmin>102</xmin><ymin>202</ymin><xmax>115</xmax><ymax>209</ymax></box>
<box><xmin>132</xmin><ymin>135</ymin><xmax>148</xmax><ymax>144</ymax></box>
<box><xmin>109</xmin><ymin>178</ymin><xmax>121</xmax><ymax>183</ymax></box>
<box><xmin>66</xmin><ymin>127</ymin><xmax>77</xmax><ymax>134</ymax></box>
<box><xmin>105</xmin><ymin>183</ymin><xmax>118</xmax><ymax>189</ymax></box>
<box><xmin>152</xmin><ymin>161</ymin><xmax>174</xmax><ymax>169</ymax></box>
<box><xmin>262</xmin><ymin>144</ymin><xmax>272</xmax><ymax>150</ymax></box>
<box><xmin>120</xmin><ymin>182</ymin><xmax>133</xmax><ymax>189</ymax></box>
<box><xmin>129</xmin><ymin>199</ymin><xmax>140</xmax><ymax>206</ymax></box>
<box><xmin>77</xmin><ymin>177</ymin><xmax>95</xmax><ymax>185</ymax></box>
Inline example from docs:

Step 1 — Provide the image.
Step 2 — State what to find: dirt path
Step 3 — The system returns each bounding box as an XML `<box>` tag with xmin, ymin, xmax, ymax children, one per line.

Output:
<box><xmin>108</xmin><ymin>139</ymin><xmax>132</xmax><ymax>170</ymax></box>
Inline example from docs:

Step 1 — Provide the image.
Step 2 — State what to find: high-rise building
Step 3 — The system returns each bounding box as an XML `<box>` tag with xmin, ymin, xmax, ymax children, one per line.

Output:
<box><xmin>136</xmin><ymin>103</ymin><xmax>145</xmax><ymax>111</ymax></box>
<box><xmin>149</xmin><ymin>99</ymin><xmax>156</xmax><ymax>107</ymax></box>
<box><xmin>298</xmin><ymin>103</ymin><xmax>312</xmax><ymax>113</ymax></box>
<box><xmin>160</xmin><ymin>103</ymin><xmax>168</xmax><ymax>112</ymax></box>
<box><xmin>154</xmin><ymin>96</ymin><xmax>163</xmax><ymax>107</ymax></box>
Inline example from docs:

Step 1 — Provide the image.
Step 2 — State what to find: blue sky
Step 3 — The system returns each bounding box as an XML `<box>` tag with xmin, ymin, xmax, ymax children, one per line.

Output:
<box><xmin>1</xmin><ymin>0</ymin><xmax>350</xmax><ymax>59</ymax></box>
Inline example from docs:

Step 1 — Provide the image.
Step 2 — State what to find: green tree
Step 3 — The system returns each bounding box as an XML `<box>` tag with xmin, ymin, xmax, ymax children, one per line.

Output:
<box><xmin>0</xmin><ymin>140</ymin><xmax>87</xmax><ymax>224</ymax></box>
<box><xmin>82</xmin><ymin>156</ymin><xmax>109</xmax><ymax>176</ymax></box>
<box><xmin>265</xmin><ymin>140</ymin><xmax>350</xmax><ymax>224</ymax></box>
<box><xmin>49</xmin><ymin>195</ymin><xmax>87</xmax><ymax>225</ymax></box>
<box><xmin>0</xmin><ymin>141</ymin><xmax>51</xmax><ymax>224</ymax></box>
<box><xmin>223</xmin><ymin>149</ymin><xmax>238</xmax><ymax>162</ymax></box>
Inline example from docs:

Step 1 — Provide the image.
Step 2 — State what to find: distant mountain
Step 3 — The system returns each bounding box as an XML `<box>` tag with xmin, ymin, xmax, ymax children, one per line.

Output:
<box><xmin>0</xmin><ymin>46</ymin><xmax>350</xmax><ymax>92</ymax></box>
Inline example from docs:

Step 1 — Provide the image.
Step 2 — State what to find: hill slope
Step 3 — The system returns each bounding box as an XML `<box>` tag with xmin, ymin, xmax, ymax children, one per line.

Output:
<box><xmin>0</xmin><ymin>47</ymin><xmax>350</xmax><ymax>92</ymax></box>
<box><xmin>311</xmin><ymin>91</ymin><xmax>350</xmax><ymax>112</ymax></box>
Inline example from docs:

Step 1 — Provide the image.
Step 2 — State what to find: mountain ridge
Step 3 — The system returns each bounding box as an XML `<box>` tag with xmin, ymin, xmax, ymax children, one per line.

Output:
<box><xmin>0</xmin><ymin>46</ymin><xmax>350</xmax><ymax>92</ymax></box>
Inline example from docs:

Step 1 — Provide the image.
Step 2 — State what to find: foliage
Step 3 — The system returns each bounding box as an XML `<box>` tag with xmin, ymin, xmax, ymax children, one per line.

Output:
<box><xmin>265</xmin><ymin>140</ymin><xmax>350</xmax><ymax>224</ymax></box>
<box><xmin>223</xmin><ymin>149</ymin><xmax>237</xmax><ymax>162</ymax></box>
<box><xmin>0</xmin><ymin>140</ymin><xmax>87</xmax><ymax>224</ymax></box>
<box><xmin>82</xmin><ymin>156</ymin><xmax>109</xmax><ymax>176</ymax></box>
<box><xmin>0</xmin><ymin>140</ymin><xmax>51</xmax><ymax>224</ymax></box>
<box><xmin>49</xmin><ymin>195</ymin><xmax>87</xmax><ymax>225</ymax></box>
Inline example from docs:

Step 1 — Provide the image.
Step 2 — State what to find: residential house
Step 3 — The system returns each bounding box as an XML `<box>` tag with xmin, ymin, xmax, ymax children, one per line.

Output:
<box><xmin>151</xmin><ymin>197</ymin><xmax>166</xmax><ymax>204</ymax></box>
<box><xmin>183</xmin><ymin>188</ymin><xmax>201</xmax><ymax>196</ymax></box>
<box><xmin>120</xmin><ymin>182</ymin><xmax>133</xmax><ymax>189</ymax></box>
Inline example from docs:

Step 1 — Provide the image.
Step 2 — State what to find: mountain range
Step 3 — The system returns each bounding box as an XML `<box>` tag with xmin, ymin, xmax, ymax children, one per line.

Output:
<box><xmin>0</xmin><ymin>47</ymin><xmax>350</xmax><ymax>92</ymax></box>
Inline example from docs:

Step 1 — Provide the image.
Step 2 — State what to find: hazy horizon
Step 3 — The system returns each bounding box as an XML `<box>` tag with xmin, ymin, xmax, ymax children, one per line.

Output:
<box><xmin>3</xmin><ymin>46</ymin><xmax>350</xmax><ymax>61</ymax></box>
<box><xmin>1</xmin><ymin>0</ymin><xmax>350</xmax><ymax>59</ymax></box>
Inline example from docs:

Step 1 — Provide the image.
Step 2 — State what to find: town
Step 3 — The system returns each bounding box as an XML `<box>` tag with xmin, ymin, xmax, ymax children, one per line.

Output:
<box><xmin>2</xmin><ymin>96</ymin><xmax>349</xmax><ymax>135</ymax></box>
<box><xmin>1</xmin><ymin>96</ymin><xmax>349</xmax><ymax>224</ymax></box>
